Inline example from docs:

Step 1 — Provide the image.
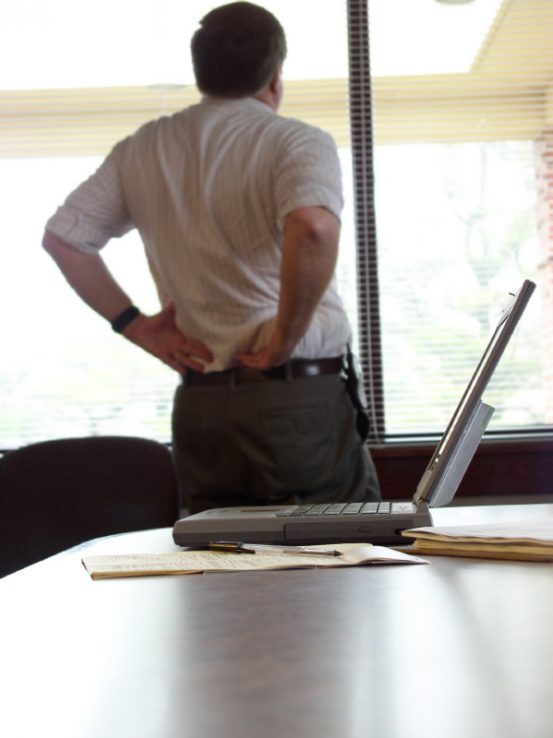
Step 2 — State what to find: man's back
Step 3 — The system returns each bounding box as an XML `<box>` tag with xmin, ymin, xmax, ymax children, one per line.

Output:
<box><xmin>117</xmin><ymin>96</ymin><xmax>350</xmax><ymax>369</ymax></box>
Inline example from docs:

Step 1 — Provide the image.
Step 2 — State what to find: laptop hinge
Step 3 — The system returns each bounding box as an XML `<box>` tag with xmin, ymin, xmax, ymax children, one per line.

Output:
<box><xmin>413</xmin><ymin>400</ymin><xmax>494</xmax><ymax>508</ymax></box>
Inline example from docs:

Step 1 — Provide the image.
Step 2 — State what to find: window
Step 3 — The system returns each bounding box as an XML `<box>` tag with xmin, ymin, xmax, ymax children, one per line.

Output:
<box><xmin>353</xmin><ymin>0</ymin><xmax>552</xmax><ymax>442</ymax></box>
<box><xmin>0</xmin><ymin>0</ymin><xmax>352</xmax><ymax>448</ymax></box>
<box><xmin>1</xmin><ymin>0</ymin><xmax>552</xmax><ymax>449</ymax></box>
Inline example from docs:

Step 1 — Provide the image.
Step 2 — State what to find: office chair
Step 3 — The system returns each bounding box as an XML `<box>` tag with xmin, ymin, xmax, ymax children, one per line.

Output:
<box><xmin>0</xmin><ymin>435</ymin><xmax>181</xmax><ymax>578</ymax></box>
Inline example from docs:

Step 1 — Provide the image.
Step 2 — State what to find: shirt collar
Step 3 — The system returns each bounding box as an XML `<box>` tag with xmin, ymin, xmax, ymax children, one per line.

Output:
<box><xmin>200</xmin><ymin>95</ymin><xmax>276</xmax><ymax>115</ymax></box>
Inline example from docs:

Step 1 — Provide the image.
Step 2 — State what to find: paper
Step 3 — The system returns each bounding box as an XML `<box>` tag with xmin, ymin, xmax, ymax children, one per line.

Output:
<box><xmin>82</xmin><ymin>543</ymin><xmax>428</xmax><ymax>580</ymax></box>
<box><xmin>402</xmin><ymin>518</ymin><xmax>553</xmax><ymax>562</ymax></box>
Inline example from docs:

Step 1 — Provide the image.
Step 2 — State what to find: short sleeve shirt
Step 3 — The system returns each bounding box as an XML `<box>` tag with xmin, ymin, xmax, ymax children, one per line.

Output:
<box><xmin>46</xmin><ymin>97</ymin><xmax>351</xmax><ymax>370</ymax></box>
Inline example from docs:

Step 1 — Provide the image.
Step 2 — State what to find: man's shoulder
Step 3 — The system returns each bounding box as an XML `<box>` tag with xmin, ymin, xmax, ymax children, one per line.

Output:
<box><xmin>271</xmin><ymin>113</ymin><xmax>336</xmax><ymax>148</ymax></box>
<box><xmin>129</xmin><ymin>107</ymin><xmax>195</xmax><ymax>140</ymax></box>
<box><xmin>272</xmin><ymin>112</ymin><xmax>329</xmax><ymax>135</ymax></box>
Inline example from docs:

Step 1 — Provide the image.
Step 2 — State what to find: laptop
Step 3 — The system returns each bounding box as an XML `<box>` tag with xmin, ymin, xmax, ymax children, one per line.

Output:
<box><xmin>173</xmin><ymin>279</ymin><xmax>536</xmax><ymax>547</ymax></box>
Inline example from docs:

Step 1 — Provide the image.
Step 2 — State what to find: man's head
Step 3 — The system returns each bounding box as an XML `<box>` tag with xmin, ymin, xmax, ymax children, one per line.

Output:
<box><xmin>191</xmin><ymin>2</ymin><xmax>287</xmax><ymax>98</ymax></box>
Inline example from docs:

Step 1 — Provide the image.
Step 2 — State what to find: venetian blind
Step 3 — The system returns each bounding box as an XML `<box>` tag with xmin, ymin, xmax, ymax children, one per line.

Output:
<box><xmin>3</xmin><ymin>0</ymin><xmax>550</xmax><ymax>451</ymax></box>
<box><xmin>351</xmin><ymin>0</ymin><xmax>552</xmax><ymax>443</ymax></box>
<box><xmin>0</xmin><ymin>0</ymin><xmax>353</xmax><ymax>449</ymax></box>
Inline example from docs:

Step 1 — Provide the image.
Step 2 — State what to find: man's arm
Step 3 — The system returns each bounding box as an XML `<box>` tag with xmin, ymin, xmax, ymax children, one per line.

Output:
<box><xmin>42</xmin><ymin>231</ymin><xmax>213</xmax><ymax>372</ymax></box>
<box><xmin>237</xmin><ymin>206</ymin><xmax>339</xmax><ymax>370</ymax></box>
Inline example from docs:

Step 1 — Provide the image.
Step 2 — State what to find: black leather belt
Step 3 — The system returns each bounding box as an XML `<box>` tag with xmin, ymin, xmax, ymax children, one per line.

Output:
<box><xmin>183</xmin><ymin>357</ymin><xmax>343</xmax><ymax>386</ymax></box>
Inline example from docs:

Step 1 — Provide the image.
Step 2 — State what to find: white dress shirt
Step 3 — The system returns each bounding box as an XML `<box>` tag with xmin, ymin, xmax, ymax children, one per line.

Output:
<box><xmin>46</xmin><ymin>96</ymin><xmax>351</xmax><ymax>370</ymax></box>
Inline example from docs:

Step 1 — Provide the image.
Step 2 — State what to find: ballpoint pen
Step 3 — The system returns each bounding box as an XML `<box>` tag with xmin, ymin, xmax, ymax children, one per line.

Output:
<box><xmin>208</xmin><ymin>541</ymin><xmax>342</xmax><ymax>557</ymax></box>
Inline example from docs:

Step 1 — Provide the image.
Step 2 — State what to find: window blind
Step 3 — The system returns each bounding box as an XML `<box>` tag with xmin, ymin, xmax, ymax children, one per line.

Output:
<box><xmin>1</xmin><ymin>0</ymin><xmax>551</xmax><ymax>450</ymax></box>
<box><xmin>347</xmin><ymin>0</ymin><xmax>384</xmax><ymax>441</ymax></box>
<box><xmin>0</xmin><ymin>0</ymin><xmax>353</xmax><ymax>449</ymax></box>
<box><xmin>352</xmin><ymin>0</ymin><xmax>552</xmax><ymax>443</ymax></box>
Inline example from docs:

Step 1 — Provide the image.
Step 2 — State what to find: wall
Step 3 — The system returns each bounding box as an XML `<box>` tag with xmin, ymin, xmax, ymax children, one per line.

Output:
<box><xmin>370</xmin><ymin>437</ymin><xmax>553</xmax><ymax>503</ymax></box>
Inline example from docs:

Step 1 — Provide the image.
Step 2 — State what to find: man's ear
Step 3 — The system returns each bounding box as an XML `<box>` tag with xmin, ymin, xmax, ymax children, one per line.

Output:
<box><xmin>268</xmin><ymin>66</ymin><xmax>281</xmax><ymax>94</ymax></box>
<box><xmin>255</xmin><ymin>66</ymin><xmax>283</xmax><ymax>110</ymax></box>
<box><xmin>268</xmin><ymin>66</ymin><xmax>283</xmax><ymax>108</ymax></box>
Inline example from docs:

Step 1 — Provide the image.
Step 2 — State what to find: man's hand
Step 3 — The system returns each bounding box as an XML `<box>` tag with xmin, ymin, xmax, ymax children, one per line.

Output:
<box><xmin>42</xmin><ymin>232</ymin><xmax>213</xmax><ymax>373</ymax></box>
<box><xmin>237</xmin><ymin>206</ymin><xmax>339</xmax><ymax>371</ymax></box>
<box><xmin>123</xmin><ymin>303</ymin><xmax>213</xmax><ymax>373</ymax></box>
<box><xmin>237</xmin><ymin>325</ymin><xmax>293</xmax><ymax>370</ymax></box>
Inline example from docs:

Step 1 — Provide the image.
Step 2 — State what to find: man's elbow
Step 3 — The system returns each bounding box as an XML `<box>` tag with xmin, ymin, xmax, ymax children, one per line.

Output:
<box><xmin>285</xmin><ymin>206</ymin><xmax>340</xmax><ymax>246</ymax></box>
<box><xmin>42</xmin><ymin>229</ymin><xmax>61</xmax><ymax>254</ymax></box>
<box><xmin>42</xmin><ymin>230</ymin><xmax>75</xmax><ymax>261</ymax></box>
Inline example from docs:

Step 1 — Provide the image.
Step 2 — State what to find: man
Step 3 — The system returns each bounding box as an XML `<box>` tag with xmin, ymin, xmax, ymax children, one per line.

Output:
<box><xmin>43</xmin><ymin>1</ymin><xmax>380</xmax><ymax>512</ymax></box>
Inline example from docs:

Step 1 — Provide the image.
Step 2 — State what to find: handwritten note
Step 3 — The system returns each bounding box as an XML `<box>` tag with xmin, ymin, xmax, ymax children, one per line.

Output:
<box><xmin>82</xmin><ymin>543</ymin><xmax>427</xmax><ymax>579</ymax></box>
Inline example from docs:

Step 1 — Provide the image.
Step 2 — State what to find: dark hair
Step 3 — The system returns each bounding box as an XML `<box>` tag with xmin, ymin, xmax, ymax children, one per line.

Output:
<box><xmin>191</xmin><ymin>2</ymin><xmax>287</xmax><ymax>97</ymax></box>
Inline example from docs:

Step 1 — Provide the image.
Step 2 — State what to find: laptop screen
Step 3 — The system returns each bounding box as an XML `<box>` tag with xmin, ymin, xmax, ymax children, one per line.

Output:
<box><xmin>413</xmin><ymin>279</ymin><xmax>536</xmax><ymax>507</ymax></box>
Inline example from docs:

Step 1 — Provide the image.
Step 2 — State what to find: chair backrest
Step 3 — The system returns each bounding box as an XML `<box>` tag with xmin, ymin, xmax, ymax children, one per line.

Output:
<box><xmin>0</xmin><ymin>436</ymin><xmax>181</xmax><ymax>577</ymax></box>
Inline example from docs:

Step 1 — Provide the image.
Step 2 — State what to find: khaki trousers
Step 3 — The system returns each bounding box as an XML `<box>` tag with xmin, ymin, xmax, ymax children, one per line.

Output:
<box><xmin>172</xmin><ymin>373</ymin><xmax>380</xmax><ymax>514</ymax></box>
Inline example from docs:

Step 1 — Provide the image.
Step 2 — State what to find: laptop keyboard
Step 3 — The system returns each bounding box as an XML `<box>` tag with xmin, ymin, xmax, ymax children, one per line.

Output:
<box><xmin>276</xmin><ymin>501</ymin><xmax>417</xmax><ymax>517</ymax></box>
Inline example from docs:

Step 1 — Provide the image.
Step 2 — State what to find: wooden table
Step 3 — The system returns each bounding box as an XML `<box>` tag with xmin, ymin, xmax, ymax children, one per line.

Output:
<box><xmin>2</xmin><ymin>504</ymin><xmax>553</xmax><ymax>738</ymax></box>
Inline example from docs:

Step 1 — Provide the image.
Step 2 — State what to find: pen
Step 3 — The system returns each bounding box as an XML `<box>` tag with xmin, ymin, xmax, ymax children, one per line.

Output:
<box><xmin>208</xmin><ymin>541</ymin><xmax>342</xmax><ymax>557</ymax></box>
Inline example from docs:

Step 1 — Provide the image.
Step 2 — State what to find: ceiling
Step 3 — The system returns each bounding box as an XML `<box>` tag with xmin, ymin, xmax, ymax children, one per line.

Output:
<box><xmin>1</xmin><ymin>0</ymin><xmax>552</xmax><ymax>156</ymax></box>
